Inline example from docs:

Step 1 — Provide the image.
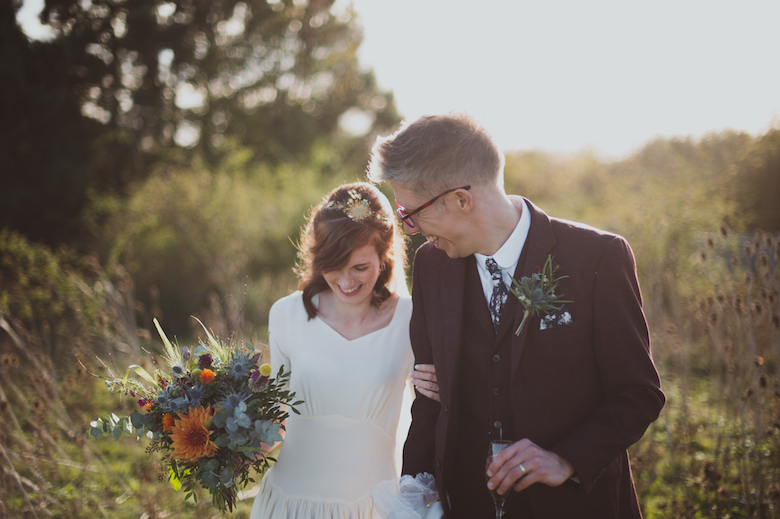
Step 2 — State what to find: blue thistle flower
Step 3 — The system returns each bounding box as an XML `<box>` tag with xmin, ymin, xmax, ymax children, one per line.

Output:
<box><xmin>188</xmin><ymin>385</ymin><xmax>204</xmax><ymax>407</ymax></box>
<box><xmin>167</xmin><ymin>397</ymin><xmax>187</xmax><ymax>415</ymax></box>
<box><xmin>156</xmin><ymin>393</ymin><xmax>170</xmax><ymax>408</ymax></box>
<box><xmin>228</xmin><ymin>355</ymin><xmax>253</xmax><ymax>380</ymax></box>
<box><xmin>221</xmin><ymin>390</ymin><xmax>251</xmax><ymax>409</ymax></box>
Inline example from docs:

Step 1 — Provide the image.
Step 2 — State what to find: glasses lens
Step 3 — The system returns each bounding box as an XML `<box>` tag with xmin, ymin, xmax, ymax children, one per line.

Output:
<box><xmin>395</xmin><ymin>206</ymin><xmax>415</xmax><ymax>228</ymax></box>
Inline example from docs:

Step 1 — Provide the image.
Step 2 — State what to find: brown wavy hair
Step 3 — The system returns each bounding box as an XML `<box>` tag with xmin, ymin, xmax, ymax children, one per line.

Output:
<box><xmin>295</xmin><ymin>182</ymin><xmax>407</xmax><ymax>319</ymax></box>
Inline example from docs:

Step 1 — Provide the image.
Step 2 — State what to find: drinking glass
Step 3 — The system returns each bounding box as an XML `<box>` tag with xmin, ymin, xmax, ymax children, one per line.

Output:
<box><xmin>486</xmin><ymin>440</ymin><xmax>513</xmax><ymax>519</ymax></box>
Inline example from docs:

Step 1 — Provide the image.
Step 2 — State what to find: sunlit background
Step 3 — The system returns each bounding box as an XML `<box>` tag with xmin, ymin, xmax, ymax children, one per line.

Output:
<box><xmin>18</xmin><ymin>0</ymin><xmax>780</xmax><ymax>158</ymax></box>
<box><xmin>4</xmin><ymin>1</ymin><xmax>780</xmax><ymax>517</ymax></box>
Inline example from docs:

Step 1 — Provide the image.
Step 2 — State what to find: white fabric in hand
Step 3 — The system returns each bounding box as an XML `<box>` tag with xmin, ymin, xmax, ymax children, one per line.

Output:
<box><xmin>371</xmin><ymin>473</ymin><xmax>440</xmax><ymax>519</ymax></box>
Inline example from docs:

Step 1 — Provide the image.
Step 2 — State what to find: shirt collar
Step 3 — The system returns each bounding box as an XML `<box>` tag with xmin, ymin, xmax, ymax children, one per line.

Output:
<box><xmin>474</xmin><ymin>198</ymin><xmax>531</xmax><ymax>272</ymax></box>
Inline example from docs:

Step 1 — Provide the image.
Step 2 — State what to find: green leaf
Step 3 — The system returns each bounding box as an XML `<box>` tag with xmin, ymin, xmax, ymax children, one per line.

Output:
<box><xmin>169</xmin><ymin>466</ymin><xmax>182</xmax><ymax>491</ymax></box>
<box><xmin>154</xmin><ymin>317</ymin><xmax>174</xmax><ymax>351</ymax></box>
<box><xmin>191</xmin><ymin>316</ymin><xmax>222</xmax><ymax>351</ymax></box>
<box><xmin>124</xmin><ymin>364</ymin><xmax>158</xmax><ymax>386</ymax></box>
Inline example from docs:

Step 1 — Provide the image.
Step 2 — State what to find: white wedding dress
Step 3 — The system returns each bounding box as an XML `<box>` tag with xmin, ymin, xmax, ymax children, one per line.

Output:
<box><xmin>250</xmin><ymin>292</ymin><xmax>414</xmax><ymax>519</ymax></box>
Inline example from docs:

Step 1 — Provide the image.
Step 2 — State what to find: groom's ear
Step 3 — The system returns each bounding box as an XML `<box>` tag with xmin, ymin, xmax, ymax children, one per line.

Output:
<box><xmin>453</xmin><ymin>188</ymin><xmax>473</xmax><ymax>214</ymax></box>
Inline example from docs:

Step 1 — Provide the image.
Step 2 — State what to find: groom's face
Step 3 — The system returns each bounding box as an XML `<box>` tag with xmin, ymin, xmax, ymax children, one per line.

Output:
<box><xmin>390</xmin><ymin>182</ymin><xmax>471</xmax><ymax>259</ymax></box>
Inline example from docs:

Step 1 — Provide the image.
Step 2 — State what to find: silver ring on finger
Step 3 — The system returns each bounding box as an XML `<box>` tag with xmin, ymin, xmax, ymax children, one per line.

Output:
<box><xmin>518</xmin><ymin>463</ymin><xmax>527</xmax><ymax>476</ymax></box>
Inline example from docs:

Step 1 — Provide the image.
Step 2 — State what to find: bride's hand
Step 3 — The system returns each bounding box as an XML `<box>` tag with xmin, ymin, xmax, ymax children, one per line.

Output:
<box><xmin>411</xmin><ymin>364</ymin><xmax>440</xmax><ymax>402</ymax></box>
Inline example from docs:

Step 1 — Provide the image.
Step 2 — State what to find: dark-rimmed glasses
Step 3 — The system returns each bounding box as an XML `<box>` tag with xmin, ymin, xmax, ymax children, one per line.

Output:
<box><xmin>395</xmin><ymin>185</ymin><xmax>471</xmax><ymax>229</ymax></box>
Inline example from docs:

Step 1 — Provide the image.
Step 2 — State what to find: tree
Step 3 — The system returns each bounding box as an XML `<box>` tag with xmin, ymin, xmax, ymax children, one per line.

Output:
<box><xmin>2</xmin><ymin>0</ymin><xmax>400</xmax><ymax>248</ymax></box>
<box><xmin>1</xmin><ymin>0</ymin><xmax>133</xmax><ymax>247</ymax></box>
<box><xmin>37</xmin><ymin>0</ymin><xmax>400</xmax><ymax>165</ymax></box>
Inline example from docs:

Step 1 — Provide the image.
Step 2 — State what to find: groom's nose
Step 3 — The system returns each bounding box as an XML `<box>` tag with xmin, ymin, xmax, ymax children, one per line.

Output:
<box><xmin>402</xmin><ymin>219</ymin><xmax>419</xmax><ymax>235</ymax></box>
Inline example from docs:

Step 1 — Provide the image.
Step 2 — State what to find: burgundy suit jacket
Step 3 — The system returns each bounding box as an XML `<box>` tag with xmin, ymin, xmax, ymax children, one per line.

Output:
<box><xmin>402</xmin><ymin>198</ymin><xmax>665</xmax><ymax>519</ymax></box>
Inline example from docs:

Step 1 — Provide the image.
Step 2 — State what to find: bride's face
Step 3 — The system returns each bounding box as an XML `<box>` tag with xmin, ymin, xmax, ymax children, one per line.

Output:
<box><xmin>322</xmin><ymin>244</ymin><xmax>382</xmax><ymax>307</ymax></box>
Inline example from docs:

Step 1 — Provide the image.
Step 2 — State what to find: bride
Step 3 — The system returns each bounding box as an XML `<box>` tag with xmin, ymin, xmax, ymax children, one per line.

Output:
<box><xmin>250</xmin><ymin>182</ymin><xmax>438</xmax><ymax>519</ymax></box>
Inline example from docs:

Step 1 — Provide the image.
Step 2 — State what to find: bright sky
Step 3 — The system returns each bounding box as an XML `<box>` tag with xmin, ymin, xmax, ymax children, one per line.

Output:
<box><xmin>346</xmin><ymin>0</ymin><xmax>780</xmax><ymax>159</ymax></box>
<box><xmin>18</xmin><ymin>0</ymin><xmax>780</xmax><ymax>159</ymax></box>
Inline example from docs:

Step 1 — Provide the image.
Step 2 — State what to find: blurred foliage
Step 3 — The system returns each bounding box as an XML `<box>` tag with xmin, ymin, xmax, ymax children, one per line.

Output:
<box><xmin>731</xmin><ymin>128</ymin><xmax>780</xmax><ymax>232</ymax></box>
<box><xmin>1</xmin><ymin>0</ymin><xmax>400</xmax><ymax>249</ymax></box>
<box><xmin>99</xmin><ymin>136</ymin><xmax>363</xmax><ymax>338</ymax></box>
<box><xmin>629</xmin><ymin>227</ymin><xmax>780</xmax><ymax>519</ymax></box>
<box><xmin>0</xmin><ymin>234</ymin><xmax>259</xmax><ymax>517</ymax></box>
<box><xmin>0</xmin><ymin>228</ymin><xmax>141</xmax><ymax>365</ymax></box>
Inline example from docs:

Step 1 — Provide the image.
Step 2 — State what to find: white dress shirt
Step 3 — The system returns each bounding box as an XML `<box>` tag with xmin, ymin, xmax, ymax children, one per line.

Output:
<box><xmin>473</xmin><ymin>198</ymin><xmax>531</xmax><ymax>305</ymax></box>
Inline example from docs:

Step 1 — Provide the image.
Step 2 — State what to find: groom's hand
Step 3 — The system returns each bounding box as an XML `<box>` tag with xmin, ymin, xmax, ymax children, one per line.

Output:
<box><xmin>410</xmin><ymin>364</ymin><xmax>440</xmax><ymax>402</ymax></box>
<box><xmin>486</xmin><ymin>439</ymin><xmax>575</xmax><ymax>495</ymax></box>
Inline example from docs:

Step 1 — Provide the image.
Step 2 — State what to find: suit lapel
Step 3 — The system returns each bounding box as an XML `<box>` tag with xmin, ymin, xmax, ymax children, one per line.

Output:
<box><xmin>510</xmin><ymin>199</ymin><xmax>557</xmax><ymax>377</ymax></box>
<box><xmin>434</xmin><ymin>255</ymin><xmax>467</xmax><ymax>400</ymax></box>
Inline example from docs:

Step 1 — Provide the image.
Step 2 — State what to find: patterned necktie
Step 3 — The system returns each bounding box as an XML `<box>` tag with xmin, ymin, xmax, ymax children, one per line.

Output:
<box><xmin>486</xmin><ymin>258</ymin><xmax>507</xmax><ymax>333</ymax></box>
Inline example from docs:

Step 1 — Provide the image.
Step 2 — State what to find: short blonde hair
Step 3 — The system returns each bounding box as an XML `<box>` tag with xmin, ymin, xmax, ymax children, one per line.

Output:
<box><xmin>367</xmin><ymin>112</ymin><xmax>504</xmax><ymax>198</ymax></box>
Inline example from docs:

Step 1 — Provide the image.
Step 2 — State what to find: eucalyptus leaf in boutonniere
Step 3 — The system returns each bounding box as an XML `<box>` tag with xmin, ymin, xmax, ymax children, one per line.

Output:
<box><xmin>507</xmin><ymin>254</ymin><xmax>572</xmax><ymax>336</ymax></box>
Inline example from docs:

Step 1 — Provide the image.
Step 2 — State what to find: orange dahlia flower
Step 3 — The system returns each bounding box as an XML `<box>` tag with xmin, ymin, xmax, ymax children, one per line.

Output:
<box><xmin>162</xmin><ymin>413</ymin><xmax>175</xmax><ymax>432</ymax></box>
<box><xmin>170</xmin><ymin>406</ymin><xmax>218</xmax><ymax>462</ymax></box>
<box><xmin>199</xmin><ymin>369</ymin><xmax>216</xmax><ymax>383</ymax></box>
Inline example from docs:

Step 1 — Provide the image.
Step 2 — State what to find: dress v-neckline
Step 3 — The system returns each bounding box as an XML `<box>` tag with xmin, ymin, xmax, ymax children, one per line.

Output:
<box><xmin>313</xmin><ymin>293</ymin><xmax>403</xmax><ymax>343</ymax></box>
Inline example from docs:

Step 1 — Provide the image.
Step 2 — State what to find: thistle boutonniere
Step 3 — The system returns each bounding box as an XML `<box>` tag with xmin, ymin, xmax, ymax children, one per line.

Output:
<box><xmin>507</xmin><ymin>255</ymin><xmax>572</xmax><ymax>336</ymax></box>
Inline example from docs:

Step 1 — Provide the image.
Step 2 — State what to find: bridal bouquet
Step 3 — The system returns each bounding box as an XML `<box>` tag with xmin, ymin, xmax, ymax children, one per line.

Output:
<box><xmin>87</xmin><ymin>318</ymin><xmax>300</xmax><ymax>512</ymax></box>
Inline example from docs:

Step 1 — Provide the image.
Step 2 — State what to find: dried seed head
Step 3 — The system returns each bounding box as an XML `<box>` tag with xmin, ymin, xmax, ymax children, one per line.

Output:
<box><xmin>707</xmin><ymin>236</ymin><xmax>716</xmax><ymax>249</ymax></box>
<box><xmin>756</xmin><ymin>356</ymin><xmax>765</xmax><ymax>366</ymax></box>
<box><xmin>755</xmin><ymin>229</ymin><xmax>765</xmax><ymax>246</ymax></box>
<box><xmin>772</xmin><ymin>314</ymin><xmax>779</xmax><ymax>329</ymax></box>
<box><xmin>699</xmin><ymin>250</ymin><xmax>707</xmax><ymax>262</ymax></box>
<box><xmin>0</xmin><ymin>400</ymin><xmax>8</xmax><ymax>413</ymax></box>
<box><xmin>720</xmin><ymin>223</ymin><xmax>730</xmax><ymax>237</ymax></box>
<box><xmin>754</xmin><ymin>302</ymin><xmax>763</xmax><ymax>315</ymax></box>
<box><xmin>759</xmin><ymin>374</ymin><xmax>767</xmax><ymax>388</ymax></box>
<box><xmin>759</xmin><ymin>252</ymin><xmax>770</xmax><ymax>269</ymax></box>
<box><xmin>0</xmin><ymin>353</ymin><xmax>19</xmax><ymax>368</ymax></box>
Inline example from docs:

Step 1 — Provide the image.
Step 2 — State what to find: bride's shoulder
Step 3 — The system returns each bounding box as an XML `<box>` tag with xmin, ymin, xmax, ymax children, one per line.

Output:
<box><xmin>270</xmin><ymin>291</ymin><xmax>306</xmax><ymax>318</ymax></box>
<box><xmin>393</xmin><ymin>292</ymin><xmax>413</xmax><ymax>316</ymax></box>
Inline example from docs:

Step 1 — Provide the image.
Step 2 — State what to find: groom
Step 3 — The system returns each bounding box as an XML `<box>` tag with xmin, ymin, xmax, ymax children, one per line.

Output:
<box><xmin>367</xmin><ymin>113</ymin><xmax>664</xmax><ymax>519</ymax></box>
